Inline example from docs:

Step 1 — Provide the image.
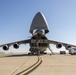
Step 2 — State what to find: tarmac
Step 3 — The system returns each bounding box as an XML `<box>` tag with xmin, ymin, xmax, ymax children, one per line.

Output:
<box><xmin>0</xmin><ymin>53</ymin><xmax>76</xmax><ymax>75</ymax></box>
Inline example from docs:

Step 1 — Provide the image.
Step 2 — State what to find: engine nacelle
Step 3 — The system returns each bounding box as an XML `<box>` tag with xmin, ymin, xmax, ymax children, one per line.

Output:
<box><xmin>13</xmin><ymin>43</ymin><xmax>19</xmax><ymax>49</ymax></box>
<box><xmin>3</xmin><ymin>45</ymin><xmax>9</xmax><ymax>51</ymax></box>
<box><xmin>65</xmin><ymin>45</ymin><xmax>71</xmax><ymax>50</ymax></box>
<box><xmin>56</xmin><ymin>43</ymin><xmax>62</xmax><ymax>48</ymax></box>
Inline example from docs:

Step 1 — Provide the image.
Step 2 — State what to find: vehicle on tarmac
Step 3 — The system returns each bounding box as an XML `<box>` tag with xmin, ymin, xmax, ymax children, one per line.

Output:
<box><xmin>69</xmin><ymin>48</ymin><xmax>76</xmax><ymax>55</ymax></box>
<box><xmin>60</xmin><ymin>51</ymin><xmax>66</xmax><ymax>55</ymax></box>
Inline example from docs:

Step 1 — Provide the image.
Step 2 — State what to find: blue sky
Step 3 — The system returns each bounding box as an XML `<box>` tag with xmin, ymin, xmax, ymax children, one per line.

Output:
<box><xmin>0</xmin><ymin>0</ymin><xmax>76</xmax><ymax>52</ymax></box>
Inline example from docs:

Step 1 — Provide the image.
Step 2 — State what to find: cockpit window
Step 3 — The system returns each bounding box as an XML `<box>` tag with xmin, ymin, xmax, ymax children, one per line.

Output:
<box><xmin>35</xmin><ymin>30</ymin><xmax>43</xmax><ymax>33</ymax></box>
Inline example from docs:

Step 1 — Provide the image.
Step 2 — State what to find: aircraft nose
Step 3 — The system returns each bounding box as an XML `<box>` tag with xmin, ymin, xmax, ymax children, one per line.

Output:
<box><xmin>29</xmin><ymin>12</ymin><xmax>49</xmax><ymax>34</ymax></box>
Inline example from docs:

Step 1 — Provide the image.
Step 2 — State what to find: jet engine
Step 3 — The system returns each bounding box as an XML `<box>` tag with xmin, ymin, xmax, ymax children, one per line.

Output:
<box><xmin>13</xmin><ymin>43</ymin><xmax>19</xmax><ymax>49</ymax></box>
<box><xmin>65</xmin><ymin>45</ymin><xmax>71</xmax><ymax>50</ymax></box>
<box><xmin>3</xmin><ymin>45</ymin><xmax>9</xmax><ymax>51</ymax></box>
<box><xmin>56</xmin><ymin>43</ymin><xmax>62</xmax><ymax>48</ymax></box>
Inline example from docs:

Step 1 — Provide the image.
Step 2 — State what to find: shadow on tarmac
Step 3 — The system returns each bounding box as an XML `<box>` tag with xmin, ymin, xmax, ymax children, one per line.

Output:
<box><xmin>0</xmin><ymin>53</ymin><xmax>38</xmax><ymax>58</ymax></box>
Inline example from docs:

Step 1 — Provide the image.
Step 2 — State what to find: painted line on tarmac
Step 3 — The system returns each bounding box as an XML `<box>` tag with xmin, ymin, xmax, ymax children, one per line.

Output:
<box><xmin>17</xmin><ymin>56</ymin><xmax>42</xmax><ymax>75</ymax></box>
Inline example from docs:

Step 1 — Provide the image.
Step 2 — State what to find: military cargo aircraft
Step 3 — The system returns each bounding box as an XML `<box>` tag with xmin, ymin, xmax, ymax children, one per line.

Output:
<box><xmin>0</xmin><ymin>12</ymin><xmax>76</xmax><ymax>54</ymax></box>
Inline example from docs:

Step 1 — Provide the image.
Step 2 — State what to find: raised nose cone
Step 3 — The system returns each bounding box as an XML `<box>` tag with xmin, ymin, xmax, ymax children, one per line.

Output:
<box><xmin>30</xmin><ymin>12</ymin><xmax>49</xmax><ymax>34</ymax></box>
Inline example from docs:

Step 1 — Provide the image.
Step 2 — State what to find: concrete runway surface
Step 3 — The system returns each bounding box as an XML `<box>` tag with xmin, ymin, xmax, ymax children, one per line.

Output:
<box><xmin>0</xmin><ymin>53</ymin><xmax>76</xmax><ymax>75</ymax></box>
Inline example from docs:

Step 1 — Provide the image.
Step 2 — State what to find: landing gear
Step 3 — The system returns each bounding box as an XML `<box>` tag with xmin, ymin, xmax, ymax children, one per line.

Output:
<box><xmin>28</xmin><ymin>51</ymin><xmax>41</xmax><ymax>55</ymax></box>
<box><xmin>38</xmin><ymin>51</ymin><xmax>40</xmax><ymax>55</ymax></box>
<box><xmin>28</xmin><ymin>52</ymin><xmax>34</xmax><ymax>55</ymax></box>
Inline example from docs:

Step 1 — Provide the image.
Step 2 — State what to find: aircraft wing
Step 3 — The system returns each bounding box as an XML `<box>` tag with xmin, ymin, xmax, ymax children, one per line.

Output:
<box><xmin>48</xmin><ymin>40</ymin><xmax>76</xmax><ymax>50</ymax></box>
<box><xmin>0</xmin><ymin>39</ymin><xmax>30</xmax><ymax>47</ymax></box>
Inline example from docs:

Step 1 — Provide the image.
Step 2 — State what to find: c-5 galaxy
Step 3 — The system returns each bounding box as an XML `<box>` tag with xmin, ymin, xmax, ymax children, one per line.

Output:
<box><xmin>0</xmin><ymin>12</ymin><xmax>76</xmax><ymax>54</ymax></box>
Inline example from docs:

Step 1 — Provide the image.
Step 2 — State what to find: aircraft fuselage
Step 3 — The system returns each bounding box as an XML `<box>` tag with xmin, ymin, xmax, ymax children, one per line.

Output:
<box><xmin>29</xmin><ymin>30</ymin><xmax>49</xmax><ymax>54</ymax></box>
